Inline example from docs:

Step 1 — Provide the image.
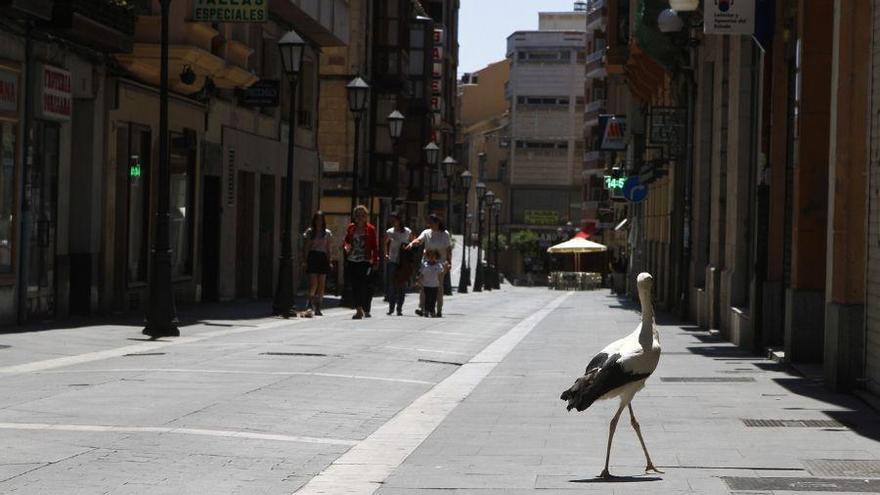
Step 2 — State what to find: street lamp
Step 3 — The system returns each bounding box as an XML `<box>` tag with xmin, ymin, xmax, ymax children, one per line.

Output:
<box><xmin>272</xmin><ymin>29</ymin><xmax>306</xmax><ymax>319</ymax></box>
<box><xmin>483</xmin><ymin>189</ymin><xmax>496</xmax><ymax>292</ymax></box>
<box><xmin>658</xmin><ymin>8</ymin><xmax>685</xmax><ymax>33</ymax></box>
<box><xmin>347</xmin><ymin>76</ymin><xmax>369</xmax><ymax>211</ymax></box>
<box><xmin>424</xmin><ymin>141</ymin><xmax>439</xmax><ymax>209</ymax></box>
<box><xmin>457</xmin><ymin>170</ymin><xmax>472</xmax><ymax>293</ymax></box>
<box><xmin>442</xmin><ymin>156</ymin><xmax>456</xmax><ymax>225</ymax></box>
<box><xmin>388</xmin><ymin>110</ymin><xmax>405</xmax><ymax>208</ymax></box>
<box><xmin>493</xmin><ymin>197</ymin><xmax>502</xmax><ymax>289</ymax></box>
<box><xmin>473</xmin><ymin>181</ymin><xmax>487</xmax><ymax>292</ymax></box>
<box><xmin>143</xmin><ymin>0</ymin><xmax>179</xmax><ymax>338</ymax></box>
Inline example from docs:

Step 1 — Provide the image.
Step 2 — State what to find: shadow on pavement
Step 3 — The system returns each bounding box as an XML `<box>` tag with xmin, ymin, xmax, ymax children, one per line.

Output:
<box><xmin>569</xmin><ymin>476</ymin><xmax>663</xmax><ymax>483</ymax></box>
<box><xmin>0</xmin><ymin>295</ymin><xmax>345</xmax><ymax>335</ymax></box>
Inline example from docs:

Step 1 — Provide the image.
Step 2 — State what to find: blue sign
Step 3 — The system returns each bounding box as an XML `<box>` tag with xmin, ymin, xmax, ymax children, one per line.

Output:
<box><xmin>622</xmin><ymin>176</ymin><xmax>647</xmax><ymax>203</ymax></box>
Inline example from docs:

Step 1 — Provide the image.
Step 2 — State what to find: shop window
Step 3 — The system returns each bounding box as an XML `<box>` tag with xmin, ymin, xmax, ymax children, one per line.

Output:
<box><xmin>170</xmin><ymin>130</ymin><xmax>196</xmax><ymax>278</ymax></box>
<box><xmin>0</xmin><ymin>122</ymin><xmax>15</xmax><ymax>273</ymax></box>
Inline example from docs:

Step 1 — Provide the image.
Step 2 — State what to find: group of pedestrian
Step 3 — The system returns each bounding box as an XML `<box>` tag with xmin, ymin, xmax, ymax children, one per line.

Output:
<box><xmin>300</xmin><ymin>205</ymin><xmax>452</xmax><ymax>320</ymax></box>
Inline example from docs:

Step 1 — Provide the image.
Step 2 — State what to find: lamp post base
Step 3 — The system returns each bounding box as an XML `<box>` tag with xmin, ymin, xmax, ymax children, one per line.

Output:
<box><xmin>457</xmin><ymin>266</ymin><xmax>470</xmax><ymax>293</ymax></box>
<box><xmin>474</xmin><ymin>263</ymin><xmax>483</xmax><ymax>292</ymax></box>
<box><xmin>272</xmin><ymin>256</ymin><xmax>298</xmax><ymax>318</ymax></box>
<box><xmin>143</xmin><ymin>250</ymin><xmax>180</xmax><ymax>339</ymax></box>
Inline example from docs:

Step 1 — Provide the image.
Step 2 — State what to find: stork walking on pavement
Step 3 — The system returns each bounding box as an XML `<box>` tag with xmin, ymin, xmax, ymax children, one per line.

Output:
<box><xmin>560</xmin><ymin>272</ymin><xmax>663</xmax><ymax>479</ymax></box>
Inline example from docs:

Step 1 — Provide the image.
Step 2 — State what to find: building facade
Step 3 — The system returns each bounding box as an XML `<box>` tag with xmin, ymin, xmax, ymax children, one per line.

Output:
<box><xmin>506</xmin><ymin>10</ymin><xmax>586</xmax><ymax>278</ymax></box>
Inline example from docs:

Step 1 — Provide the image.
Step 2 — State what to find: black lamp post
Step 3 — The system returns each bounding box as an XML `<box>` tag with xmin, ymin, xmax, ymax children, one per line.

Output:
<box><xmin>388</xmin><ymin>110</ymin><xmax>404</xmax><ymax>209</ymax></box>
<box><xmin>347</xmin><ymin>77</ymin><xmax>369</xmax><ymax>211</ymax></box>
<box><xmin>143</xmin><ymin>0</ymin><xmax>179</xmax><ymax>338</ymax></box>
<box><xmin>442</xmin><ymin>156</ymin><xmax>456</xmax><ymax>225</ymax></box>
<box><xmin>493</xmin><ymin>197</ymin><xmax>502</xmax><ymax>289</ymax></box>
<box><xmin>457</xmin><ymin>170</ymin><xmax>472</xmax><ymax>293</ymax></box>
<box><xmin>272</xmin><ymin>29</ymin><xmax>306</xmax><ymax>318</ymax></box>
<box><xmin>473</xmin><ymin>181</ymin><xmax>487</xmax><ymax>292</ymax></box>
<box><xmin>483</xmin><ymin>189</ymin><xmax>495</xmax><ymax>292</ymax></box>
<box><xmin>424</xmin><ymin>141</ymin><xmax>439</xmax><ymax>210</ymax></box>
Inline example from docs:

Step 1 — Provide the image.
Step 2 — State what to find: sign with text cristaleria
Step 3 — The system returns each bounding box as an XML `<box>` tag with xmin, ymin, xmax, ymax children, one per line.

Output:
<box><xmin>704</xmin><ymin>0</ymin><xmax>755</xmax><ymax>35</ymax></box>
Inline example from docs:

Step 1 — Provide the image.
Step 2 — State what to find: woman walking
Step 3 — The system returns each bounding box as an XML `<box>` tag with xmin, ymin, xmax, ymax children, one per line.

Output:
<box><xmin>302</xmin><ymin>211</ymin><xmax>333</xmax><ymax>315</ymax></box>
<box><xmin>405</xmin><ymin>214</ymin><xmax>452</xmax><ymax>317</ymax></box>
<box><xmin>384</xmin><ymin>211</ymin><xmax>412</xmax><ymax>315</ymax></box>
<box><xmin>343</xmin><ymin>205</ymin><xmax>379</xmax><ymax>319</ymax></box>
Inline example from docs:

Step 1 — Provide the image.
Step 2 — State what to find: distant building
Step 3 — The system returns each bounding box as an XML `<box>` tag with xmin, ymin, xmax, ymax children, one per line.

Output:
<box><xmin>505</xmin><ymin>9</ymin><xmax>586</xmax><ymax>277</ymax></box>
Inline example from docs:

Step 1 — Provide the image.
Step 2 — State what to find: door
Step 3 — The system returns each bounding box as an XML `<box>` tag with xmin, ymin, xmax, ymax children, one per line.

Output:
<box><xmin>27</xmin><ymin>122</ymin><xmax>59</xmax><ymax>319</ymax></box>
<box><xmin>201</xmin><ymin>176</ymin><xmax>221</xmax><ymax>301</ymax></box>
<box><xmin>235</xmin><ymin>171</ymin><xmax>255</xmax><ymax>298</ymax></box>
<box><xmin>258</xmin><ymin>174</ymin><xmax>275</xmax><ymax>298</ymax></box>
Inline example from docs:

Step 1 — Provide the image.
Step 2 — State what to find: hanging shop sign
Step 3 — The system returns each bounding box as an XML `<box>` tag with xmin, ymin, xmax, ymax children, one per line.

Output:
<box><xmin>704</xmin><ymin>0</ymin><xmax>755</xmax><ymax>35</ymax></box>
<box><xmin>192</xmin><ymin>0</ymin><xmax>267</xmax><ymax>22</ymax></box>
<box><xmin>239</xmin><ymin>79</ymin><xmax>279</xmax><ymax>107</ymax></box>
<box><xmin>432</xmin><ymin>28</ymin><xmax>445</xmax><ymax>120</ymax></box>
<box><xmin>597</xmin><ymin>114</ymin><xmax>626</xmax><ymax>151</ymax></box>
<box><xmin>648</xmin><ymin>106</ymin><xmax>686</xmax><ymax>156</ymax></box>
<box><xmin>0</xmin><ymin>69</ymin><xmax>18</xmax><ymax>114</ymax></box>
<box><xmin>36</xmin><ymin>65</ymin><xmax>71</xmax><ymax>121</ymax></box>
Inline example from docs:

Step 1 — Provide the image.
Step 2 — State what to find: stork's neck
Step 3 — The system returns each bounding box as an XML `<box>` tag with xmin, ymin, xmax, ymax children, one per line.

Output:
<box><xmin>638</xmin><ymin>289</ymin><xmax>655</xmax><ymax>347</ymax></box>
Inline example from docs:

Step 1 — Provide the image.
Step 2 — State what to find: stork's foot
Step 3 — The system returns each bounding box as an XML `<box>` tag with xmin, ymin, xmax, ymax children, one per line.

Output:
<box><xmin>598</xmin><ymin>468</ymin><xmax>615</xmax><ymax>480</ymax></box>
<box><xmin>645</xmin><ymin>464</ymin><xmax>664</xmax><ymax>475</ymax></box>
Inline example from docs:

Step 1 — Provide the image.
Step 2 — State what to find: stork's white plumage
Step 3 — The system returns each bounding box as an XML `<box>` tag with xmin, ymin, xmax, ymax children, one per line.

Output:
<box><xmin>560</xmin><ymin>272</ymin><xmax>662</xmax><ymax>479</ymax></box>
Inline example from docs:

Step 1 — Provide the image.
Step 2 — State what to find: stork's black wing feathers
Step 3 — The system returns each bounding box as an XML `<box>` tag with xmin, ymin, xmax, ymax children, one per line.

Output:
<box><xmin>560</xmin><ymin>353</ymin><xmax>650</xmax><ymax>412</ymax></box>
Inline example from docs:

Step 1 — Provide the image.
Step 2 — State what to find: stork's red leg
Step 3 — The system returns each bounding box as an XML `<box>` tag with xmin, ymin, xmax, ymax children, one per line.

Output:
<box><xmin>600</xmin><ymin>403</ymin><xmax>627</xmax><ymax>479</ymax></box>
<box><xmin>629</xmin><ymin>404</ymin><xmax>663</xmax><ymax>474</ymax></box>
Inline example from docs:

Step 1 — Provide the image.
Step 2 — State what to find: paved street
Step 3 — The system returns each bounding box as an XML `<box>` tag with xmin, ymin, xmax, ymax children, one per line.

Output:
<box><xmin>1</xmin><ymin>287</ymin><xmax>880</xmax><ymax>494</ymax></box>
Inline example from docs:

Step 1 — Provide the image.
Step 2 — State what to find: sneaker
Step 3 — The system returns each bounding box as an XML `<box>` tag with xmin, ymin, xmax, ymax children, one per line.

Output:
<box><xmin>415</xmin><ymin>308</ymin><xmax>424</xmax><ymax>316</ymax></box>
<box><xmin>396</xmin><ymin>310</ymin><xmax>403</xmax><ymax>316</ymax></box>
<box><xmin>315</xmin><ymin>309</ymin><xmax>323</xmax><ymax>316</ymax></box>
<box><xmin>387</xmin><ymin>308</ymin><xmax>394</xmax><ymax>315</ymax></box>
<box><xmin>436</xmin><ymin>312</ymin><xmax>443</xmax><ymax>318</ymax></box>
<box><xmin>365</xmin><ymin>312</ymin><xmax>372</xmax><ymax>318</ymax></box>
<box><xmin>353</xmin><ymin>308</ymin><xmax>364</xmax><ymax>319</ymax></box>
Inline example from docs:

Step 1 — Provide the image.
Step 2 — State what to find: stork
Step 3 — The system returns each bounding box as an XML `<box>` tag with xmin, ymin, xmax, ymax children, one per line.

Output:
<box><xmin>560</xmin><ymin>272</ymin><xmax>662</xmax><ymax>479</ymax></box>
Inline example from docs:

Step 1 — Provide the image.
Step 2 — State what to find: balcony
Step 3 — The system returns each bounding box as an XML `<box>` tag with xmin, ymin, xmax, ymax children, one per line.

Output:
<box><xmin>51</xmin><ymin>0</ymin><xmax>137</xmax><ymax>52</ymax></box>
<box><xmin>270</xmin><ymin>0</ymin><xmax>349</xmax><ymax>47</ymax></box>
<box><xmin>115</xmin><ymin>15</ymin><xmax>257</xmax><ymax>93</ymax></box>
<box><xmin>585</xmin><ymin>48</ymin><xmax>607</xmax><ymax>79</ymax></box>
<box><xmin>584</xmin><ymin>98</ymin><xmax>605</xmax><ymax>127</ymax></box>
<box><xmin>586</xmin><ymin>0</ymin><xmax>606</xmax><ymax>30</ymax></box>
<box><xmin>0</xmin><ymin>0</ymin><xmax>53</xmax><ymax>20</ymax></box>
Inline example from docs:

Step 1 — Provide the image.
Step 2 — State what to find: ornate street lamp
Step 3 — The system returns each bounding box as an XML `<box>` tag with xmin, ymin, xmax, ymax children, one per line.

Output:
<box><xmin>347</xmin><ymin>76</ymin><xmax>369</xmax><ymax>211</ymax></box>
<box><xmin>388</xmin><ymin>110</ymin><xmax>405</xmax><ymax>208</ymax></box>
<box><xmin>457</xmin><ymin>170</ymin><xmax>472</xmax><ymax>293</ymax></box>
<box><xmin>143</xmin><ymin>0</ymin><xmax>180</xmax><ymax>338</ymax></box>
<box><xmin>473</xmin><ymin>181</ymin><xmax>487</xmax><ymax>292</ymax></box>
<box><xmin>272</xmin><ymin>29</ymin><xmax>307</xmax><ymax>319</ymax></box>
<box><xmin>483</xmin><ymin>189</ymin><xmax>496</xmax><ymax>292</ymax></box>
<box><xmin>424</xmin><ymin>141</ymin><xmax>439</xmax><ymax>208</ymax></box>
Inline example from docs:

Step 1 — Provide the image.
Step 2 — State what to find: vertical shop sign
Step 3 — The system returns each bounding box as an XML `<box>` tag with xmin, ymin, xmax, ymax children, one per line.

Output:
<box><xmin>36</xmin><ymin>65</ymin><xmax>71</xmax><ymax>121</ymax></box>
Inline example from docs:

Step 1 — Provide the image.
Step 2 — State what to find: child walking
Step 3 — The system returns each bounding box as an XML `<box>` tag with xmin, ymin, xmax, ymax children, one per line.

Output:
<box><xmin>418</xmin><ymin>250</ymin><xmax>446</xmax><ymax>317</ymax></box>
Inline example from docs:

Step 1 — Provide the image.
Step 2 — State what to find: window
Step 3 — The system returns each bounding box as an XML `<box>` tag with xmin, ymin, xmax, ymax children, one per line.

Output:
<box><xmin>0</xmin><ymin>121</ymin><xmax>15</xmax><ymax>273</ymax></box>
<box><xmin>169</xmin><ymin>130</ymin><xmax>196</xmax><ymax>278</ymax></box>
<box><xmin>515</xmin><ymin>140</ymin><xmax>568</xmax><ymax>150</ymax></box>
<box><xmin>517</xmin><ymin>96</ymin><xmax>570</xmax><ymax>107</ymax></box>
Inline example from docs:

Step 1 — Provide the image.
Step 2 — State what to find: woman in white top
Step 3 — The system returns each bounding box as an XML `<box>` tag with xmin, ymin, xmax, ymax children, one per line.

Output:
<box><xmin>384</xmin><ymin>211</ymin><xmax>412</xmax><ymax>315</ymax></box>
<box><xmin>302</xmin><ymin>211</ymin><xmax>334</xmax><ymax>315</ymax></box>
<box><xmin>405</xmin><ymin>213</ymin><xmax>452</xmax><ymax>317</ymax></box>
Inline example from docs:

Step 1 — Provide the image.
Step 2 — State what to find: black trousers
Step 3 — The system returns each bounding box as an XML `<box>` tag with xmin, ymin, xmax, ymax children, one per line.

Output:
<box><xmin>423</xmin><ymin>287</ymin><xmax>439</xmax><ymax>315</ymax></box>
<box><xmin>348</xmin><ymin>261</ymin><xmax>373</xmax><ymax>311</ymax></box>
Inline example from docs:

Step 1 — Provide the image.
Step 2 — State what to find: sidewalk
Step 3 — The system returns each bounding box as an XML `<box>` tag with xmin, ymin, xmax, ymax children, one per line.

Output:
<box><xmin>374</xmin><ymin>290</ymin><xmax>880</xmax><ymax>494</ymax></box>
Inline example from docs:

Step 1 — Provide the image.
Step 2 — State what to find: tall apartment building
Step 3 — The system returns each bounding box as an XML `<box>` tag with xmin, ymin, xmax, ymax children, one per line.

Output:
<box><xmin>506</xmin><ymin>9</ymin><xmax>586</xmax><ymax>269</ymax></box>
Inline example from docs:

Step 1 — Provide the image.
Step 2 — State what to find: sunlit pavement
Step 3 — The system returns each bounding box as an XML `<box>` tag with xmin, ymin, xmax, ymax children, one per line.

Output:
<box><xmin>0</xmin><ymin>287</ymin><xmax>879</xmax><ymax>494</ymax></box>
